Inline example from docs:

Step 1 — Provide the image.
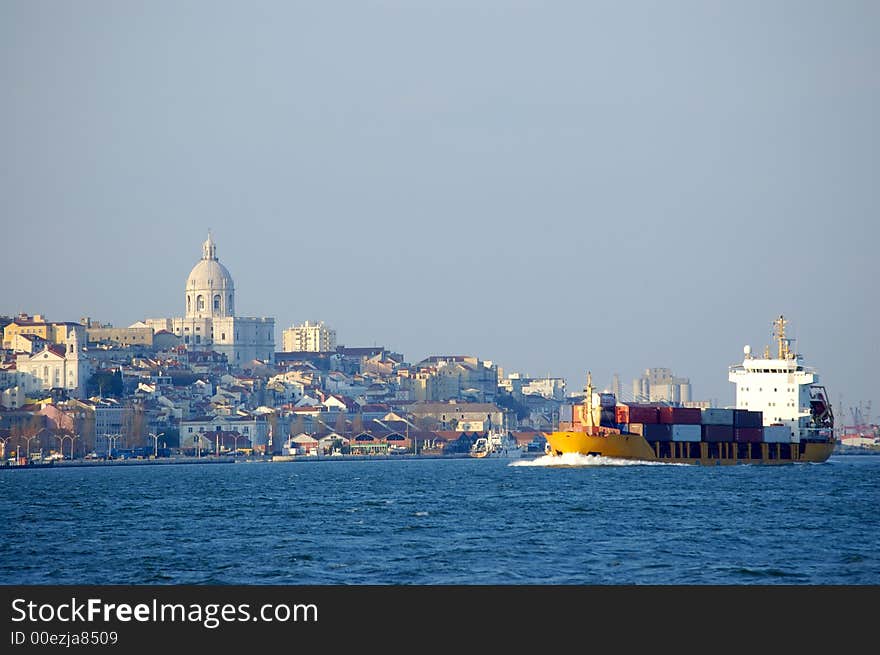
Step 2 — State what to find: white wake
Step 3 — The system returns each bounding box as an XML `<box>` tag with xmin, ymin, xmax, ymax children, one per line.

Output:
<box><xmin>510</xmin><ymin>453</ymin><xmax>689</xmax><ymax>467</ymax></box>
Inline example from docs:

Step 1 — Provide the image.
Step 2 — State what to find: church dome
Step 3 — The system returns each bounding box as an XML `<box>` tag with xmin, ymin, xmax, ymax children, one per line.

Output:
<box><xmin>185</xmin><ymin>233</ymin><xmax>235</xmax><ymax>318</ymax></box>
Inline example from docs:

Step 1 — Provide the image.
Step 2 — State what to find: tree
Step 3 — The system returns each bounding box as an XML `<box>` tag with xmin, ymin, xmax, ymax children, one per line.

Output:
<box><xmin>162</xmin><ymin>427</ymin><xmax>181</xmax><ymax>448</ymax></box>
<box><xmin>86</xmin><ymin>370</ymin><xmax>123</xmax><ymax>398</ymax></box>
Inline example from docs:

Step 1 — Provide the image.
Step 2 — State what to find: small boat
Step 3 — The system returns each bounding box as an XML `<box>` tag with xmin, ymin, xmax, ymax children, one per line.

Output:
<box><xmin>470</xmin><ymin>432</ymin><xmax>524</xmax><ymax>459</ymax></box>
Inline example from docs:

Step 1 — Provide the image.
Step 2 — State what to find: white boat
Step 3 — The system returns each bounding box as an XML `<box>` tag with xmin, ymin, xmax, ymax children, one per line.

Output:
<box><xmin>470</xmin><ymin>432</ymin><xmax>524</xmax><ymax>459</ymax></box>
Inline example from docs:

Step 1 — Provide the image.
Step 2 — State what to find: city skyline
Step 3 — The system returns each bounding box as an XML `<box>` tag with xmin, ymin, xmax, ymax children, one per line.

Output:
<box><xmin>2</xmin><ymin>2</ymin><xmax>877</xmax><ymax>416</ymax></box>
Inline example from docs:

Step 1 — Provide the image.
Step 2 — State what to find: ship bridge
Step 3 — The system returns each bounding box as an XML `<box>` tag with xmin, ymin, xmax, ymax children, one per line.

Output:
<box><xmin>728</xmin><ymin>315</ymin><xmax>827</xmax><ymax>441</ymax></box>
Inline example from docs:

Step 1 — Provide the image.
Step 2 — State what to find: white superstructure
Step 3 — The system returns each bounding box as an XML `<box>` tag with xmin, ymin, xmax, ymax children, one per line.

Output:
<box><xmin>728</xmin><ymin>315</ymin><xmax>833</xmax><ymax>443</ymax></box>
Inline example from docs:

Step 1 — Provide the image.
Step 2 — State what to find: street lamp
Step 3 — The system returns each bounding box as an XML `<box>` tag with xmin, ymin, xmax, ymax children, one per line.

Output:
<box><xmin>231</xmin><ymin>432</ymin><xmax>241</xmax><ymax>457</ymax></box>
<box><xmin>148</xmin><ymin>432</ymin><xmax>165</xmax><ymax>458</ymax></box>
<box><xmin>67</xmin><ymin>434</ymin><xmax>79</xmax><ymax>460</ymax></box>
<box><xmin>22</xmin><ymin>434</ymin><xmax>39</xmax><ymax>464</ymax></box>
<box><xmin>54</xmin><ymin>434</ymin><xmax>65</xmax><ymax>459</ymax></box>
<box><xmin>55</xmin><ymin>433</ymin><xmax>78</xmax><ymax>460</ymax></box>
<box><xmin>106</xmin><ymin>434</ymin><xmax>122</xmax><ymax>459</ymax></box>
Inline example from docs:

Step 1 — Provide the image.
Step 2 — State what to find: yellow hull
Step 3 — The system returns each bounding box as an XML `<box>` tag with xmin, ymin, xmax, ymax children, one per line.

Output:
<box><xmin>545</xmin><ymin>431</ymin><xmax>833</xmax><ymax>465</ymax></box>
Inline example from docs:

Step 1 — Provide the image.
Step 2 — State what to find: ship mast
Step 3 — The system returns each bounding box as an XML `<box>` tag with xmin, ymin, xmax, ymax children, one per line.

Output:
<box><xmin>583</xmin><ymin>371</ymin><xmax>596</xmax><ymax>430</ymax></box>
<box><xmin>773</xmin><ymin>314</ymin><xmax>793</xmax><ymax>360</ymax></box>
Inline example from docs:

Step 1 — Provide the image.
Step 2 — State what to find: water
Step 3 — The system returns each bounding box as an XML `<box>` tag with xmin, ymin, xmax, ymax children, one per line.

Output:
<box><xmin>2</xmin><ymin>454</ymin><xmax>878</xmax><ymax>584</ymax></box>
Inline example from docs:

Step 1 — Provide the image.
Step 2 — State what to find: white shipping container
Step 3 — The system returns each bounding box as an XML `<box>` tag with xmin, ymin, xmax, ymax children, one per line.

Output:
<box><xmin>700</xmin><ymin>408</ymin><xmax>734</xmax><ymax>425</ymax></box>
<box><xmin>671</xmin><ymin>424</ymin><xmax>701</xmax><ymax>442</ymax></box>
<box><xmin>763</xmin><ymin>425</ymin><xmax>792</xmax><ymax>443</ymax></box>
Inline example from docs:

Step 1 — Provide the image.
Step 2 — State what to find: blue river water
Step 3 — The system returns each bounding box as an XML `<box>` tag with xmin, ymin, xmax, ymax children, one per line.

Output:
<box><xmin>2</xmin><ymin>454</ymin><xmax>878</xmax><ymax>585</ymax></box>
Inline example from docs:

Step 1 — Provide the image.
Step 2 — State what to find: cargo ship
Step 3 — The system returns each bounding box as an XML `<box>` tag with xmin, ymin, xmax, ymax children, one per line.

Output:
<box><xmin>545</xmin><ymin>316</ymin><xmax>835</xmax><ymax>465</ymax></box>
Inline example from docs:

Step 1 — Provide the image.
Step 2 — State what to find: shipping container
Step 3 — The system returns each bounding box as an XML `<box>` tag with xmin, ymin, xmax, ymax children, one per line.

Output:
<box><xmin>599</xmin><ymin>393</ymin><xmax>616</xmax><ymax>407</ymax></box>
<box><xmin>616</xmin><ymin>404</ymin><xmax>659</xmax><ymax>424</ymax></box>
<box><xmin>763</xmin><ymin>425</ymin><xmax>792</xmax><ymax>443</ymax></box>
<box><xmin>671</xmin><ymin>424</ymin><xmax>701</xmax><ymax>442</ymax></box>
<box><xmin>700</xmin><ymin>408</ymin><xmax>734</xmax><ymax>425</ymax></box>
<box><xmin>600</xmin><ymin>408</ymin><xmax>617</xmax><ymax>427</ymax></box>
<box><xmin>628</xmin><ymin>423</ymin><xmax>671</xmax><ymax>441</ymax></box>
<box><xmin>701</xmin><ymin>425</ymin><xmax>734</xmax><ymax>443</ymax></box>
<box><xmin>733</xmin><ymin>409</ymin><xmax>763</xmax><ymax>428</ymax></box>
<box><xmin>734</xmin><ymin>427</ymin><xmax>763</xmax><ymax>443</ymax></box>
<box><xmin>658</xmin><ymin>406</ymin><xmax>702</xmax><ymax>425</ymax></box>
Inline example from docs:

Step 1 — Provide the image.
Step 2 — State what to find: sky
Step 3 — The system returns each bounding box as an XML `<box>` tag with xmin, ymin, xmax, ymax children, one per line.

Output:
<box><xmin>2</xmin><ymin>1</ymin><xmax>877</xmax><ymax>421</ymax></box>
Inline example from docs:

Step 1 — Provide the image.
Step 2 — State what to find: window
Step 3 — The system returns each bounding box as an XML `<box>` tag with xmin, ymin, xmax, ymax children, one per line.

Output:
<box><xmin>197</xmin><ymin>295</ymin><xmax>205</xmax><ymax>311</ymax></box>
<box><xmin>188</xmin><ymin>427</ymin><xmax>193</xmax><ymax>433</ymax></box>
<box><xmin>214</xmin><ymin>295</ymin><xmax>221</xmax><ymax>311</ymax></box>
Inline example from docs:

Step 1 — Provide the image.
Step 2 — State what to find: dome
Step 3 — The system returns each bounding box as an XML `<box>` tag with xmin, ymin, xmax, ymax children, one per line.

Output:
<box><xmin>185</xmin><ymin>233</ymin><xmax>235</xmax><ymax>318</ymax></box>
<box><xmin>186</xmin><ymin>258</ymin><xmax>234</xmax><ymax>292</ymax></box>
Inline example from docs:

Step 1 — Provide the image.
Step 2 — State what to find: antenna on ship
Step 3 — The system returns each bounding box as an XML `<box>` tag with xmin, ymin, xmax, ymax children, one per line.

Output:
<box><xmin>773</xmin><ymin>314</ymin><xmax>794</xmax><ymax>360</ymax></box>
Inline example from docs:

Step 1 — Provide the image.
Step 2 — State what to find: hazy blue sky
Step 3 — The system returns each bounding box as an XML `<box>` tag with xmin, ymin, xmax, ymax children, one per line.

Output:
<box><xmin>2</xmin><ymin>1</ymin><xmax>877</xmax><ymax>419</ymax></box>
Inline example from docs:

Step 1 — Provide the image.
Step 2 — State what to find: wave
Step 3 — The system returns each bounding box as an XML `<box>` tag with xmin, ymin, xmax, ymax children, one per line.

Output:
<box><xmin>510</xmin><ymin>453</ymin><xmax>689</xmax><ymax>467</ymax></box>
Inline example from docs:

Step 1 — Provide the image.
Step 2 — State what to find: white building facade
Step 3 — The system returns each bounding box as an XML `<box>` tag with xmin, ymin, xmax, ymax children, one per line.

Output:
<box><xmin>13</xmin><ymin>328</ymin><xmax>91</xmax><ymax>398</ymax></box>
<box><xmin>145</xmin><ymin>234</ymin><xmax>274</xmax><ymax>367</ymax></box>
<box><xmin>282</xmin><ymin>320</ymin><xmax>337</xmax><ymax>352</ymax></box>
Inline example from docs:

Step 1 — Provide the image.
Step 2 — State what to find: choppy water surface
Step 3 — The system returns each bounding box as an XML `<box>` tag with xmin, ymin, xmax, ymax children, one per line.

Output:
<box><xmin>2</xmin><ymin>454</ymin><xmax>878</xmax><ymax>584</ymax></box>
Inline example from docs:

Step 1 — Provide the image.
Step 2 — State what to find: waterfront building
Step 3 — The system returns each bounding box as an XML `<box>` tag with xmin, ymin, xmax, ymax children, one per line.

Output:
<box><xmin>145</xmin><ymin>233</ymin><xmax>275</xmax><ymax>368</ymax></box>
<box><xmin>180</xmin><ymin>413</ymin><xmax>271</xmax><ymax>452</ymax></box>
<box><xmin>282</xmin><ymin>320</ymin><xmax>337</xmax><ymax>353</ymax></box>
<box><xmin>409</xmin><ymin>401</ymin><xmax>508</xmax><ymax>432</ymax></box>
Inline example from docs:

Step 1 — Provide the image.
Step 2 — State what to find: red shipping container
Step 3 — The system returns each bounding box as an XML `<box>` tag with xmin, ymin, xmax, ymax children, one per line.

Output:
<box><xmin>616</xmin><ymin>404</ymin><xmax>659</xmax><ymax>424</ymax></box>
<box><xmin>734</xmin><ymin>427</ymin><xmax>763</xmax><ymax>443</ymax></box>
<box><xmin>701</xmin><ymin>425</ymin><xmax>733</xmax><ymax>443</ymax></box>
<box><xmin>658</xmin><ymin>407</ymin><xmax>702</xmax><ymax>424</ymax></box>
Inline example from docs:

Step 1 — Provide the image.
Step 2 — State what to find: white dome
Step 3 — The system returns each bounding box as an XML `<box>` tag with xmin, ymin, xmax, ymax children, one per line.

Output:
<box><xmin>185</xmin><ymin>233</ymin><xmax>235</xmax><ymax>318</ymax></box>
<box><xmin>187</xmin><ymin>258</ymin><xmax>234</xmax><ymax>292</ymax></box>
